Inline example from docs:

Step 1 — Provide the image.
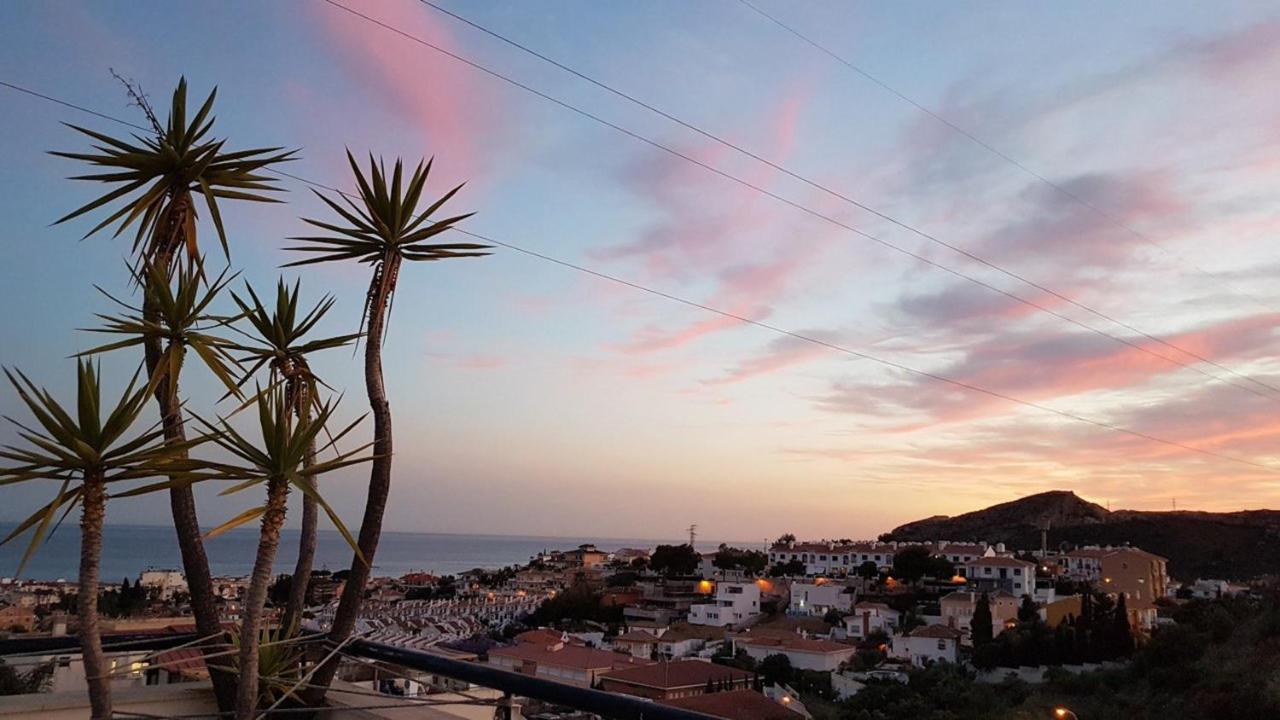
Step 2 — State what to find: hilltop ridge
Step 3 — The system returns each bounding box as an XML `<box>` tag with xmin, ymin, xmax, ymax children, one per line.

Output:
<box><xmin>885</xmin><ymin>491</ymin><xmax>1280</xmax><ymax>580</ymax></box>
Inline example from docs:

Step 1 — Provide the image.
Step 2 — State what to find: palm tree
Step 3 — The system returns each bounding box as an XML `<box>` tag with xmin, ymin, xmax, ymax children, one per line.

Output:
<box><xmin>0</xmin><ymin>362</ymin><xmax>200</xmax><ymax>719</ymax></box>
<box><xmin>285</xmin><ymin>152</ymin><xmax>489</xmax><ymax>699</ymax></box>
<box><xmin>52</xmin><ymin>77</ymin><xmax>294</xmax><ymax>714</ymax></box>
<box><xmin>193</xmin><ymin>387</ymin><xmax>369</xmax><ymax>719</ymax></box>
<box><xmin>227</xmin><ymin>279</ymin><xmax>359</xmax><ymax>631</ymax></box>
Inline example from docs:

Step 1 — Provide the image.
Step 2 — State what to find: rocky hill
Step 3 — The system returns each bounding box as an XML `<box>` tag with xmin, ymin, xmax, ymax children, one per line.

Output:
<box><xmin>885</xmin><ymin>491</ymin><xmax>1280</xmax><ymax>581</ymax></box>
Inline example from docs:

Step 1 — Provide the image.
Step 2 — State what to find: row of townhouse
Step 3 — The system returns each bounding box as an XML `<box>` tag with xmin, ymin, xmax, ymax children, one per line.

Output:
<box><xmin>767</xmin><ymin>541</ymin><xmax>899</xmax><ymax>575</ymax></box>
<box><xmin>768</xmin><ymin>540</ymin><xmax>1012</xmax><ymax>577</ymax></box>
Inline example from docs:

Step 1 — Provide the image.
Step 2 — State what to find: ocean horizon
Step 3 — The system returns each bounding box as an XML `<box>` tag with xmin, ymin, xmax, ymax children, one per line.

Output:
<box><xmin>0</xmin><ymin>523</ymin><xmax>757</xmax><ymax>582</ymax></box>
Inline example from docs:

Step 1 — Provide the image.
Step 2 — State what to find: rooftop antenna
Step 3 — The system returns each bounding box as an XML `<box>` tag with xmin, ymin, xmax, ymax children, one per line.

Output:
<box><xmin>688</xmin><ymin>524</ymin><xmax>698</xmax><ymax>547</ymax></box>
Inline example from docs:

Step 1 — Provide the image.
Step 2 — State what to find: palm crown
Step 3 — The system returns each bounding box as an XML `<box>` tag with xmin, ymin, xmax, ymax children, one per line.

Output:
<box><xmin>228</xmin><ymin>279</ymin><xmax>359</xmax><ymax>410</ymax></box>
<box><xmin>192</xmin><ymin>387</ymin><xmax>370</xmax><ymax>554</ymax></box>
<box><xmin>285</xmin><ymin>151</ymin><xmax>491</xmax><ymax>342</ymax></box>
<box><xmin>51</xmin><ymin>77</ymin><xmax>295</xmax><ymax>265</ymax></box>
<box><xmin>0</xmin><ymin>361</ymin><xmax>195</xmax><ymax>572</ymax></box>
<box><xmin>82</xmin><ymin>263</ymin><xmax>243</xmax><ymax>399</ymax></box>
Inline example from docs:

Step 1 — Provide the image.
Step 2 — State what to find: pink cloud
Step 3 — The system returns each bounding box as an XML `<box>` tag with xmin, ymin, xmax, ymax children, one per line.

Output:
<box><xmin>818</xmin><ymin>311</ymin><xmax>1280</xmax><ymax>427</ymax></box>
<box><xmin>703</xmin><ymin>332</ymin><xmax>839</xmax><ymax>386</ymax></box>
<box><xmin>310</xmin><ymin>0</ymin><xmax>501</xmax><ymax>188</ymax></box>
<box><xmin>600</xmin><ymin>87</ymin><xmax>828</xmax><ymax>354</ymax></box>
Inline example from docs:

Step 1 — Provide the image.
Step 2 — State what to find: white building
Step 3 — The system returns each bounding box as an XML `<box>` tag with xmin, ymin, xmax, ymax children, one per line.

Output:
<box><xmin>1057</xmin><ymin>549</ymin><xmax>1106</xmax><ymax>582</ymax></box>
<box><xmin>768</xmin><ymin>541</ymin><xmax>900</xmax><ymax>576</ymax></box>
<box><xmin>843</xmin><ymin>602</ymin><xmax>900</xmax><ymax>640</ymax></box>
<box><xmin>893</xmin><ymin>624</ymin><xmax>963</xmax><ymax>667</ymax></box>
<box><xmin>736</xmin><ymin>634</ymin><xmax>856</xmax><ymax>671</ymax></box>
<box><xmin>688</xmin><ymin>581</ymin><xmax>761</xmax><ymax>627</ymax></box>
<box><xmin>789</xmin><ymin>580</ymin><xmax>854</xmax><ymax>616</ymax></box>
<box><xmin>138</xmin><ymin>570</ymin><xmax>187</xmax><ymax>601</ymax></box>
<box><xmin>959</xmin><ymin>557</ymin><xmax>1035</xmax><ymax>595</ymax></box>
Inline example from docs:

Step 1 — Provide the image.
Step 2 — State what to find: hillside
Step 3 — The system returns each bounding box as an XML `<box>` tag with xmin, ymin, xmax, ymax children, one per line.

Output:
<box><xmin>885</xmin><ymin>491</ymin><xmax>1280</xmax><ymax>580</ymax></box>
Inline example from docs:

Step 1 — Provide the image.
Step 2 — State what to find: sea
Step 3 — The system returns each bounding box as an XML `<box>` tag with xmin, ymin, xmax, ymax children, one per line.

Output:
<box><xmin>0</xmin><ymin>523</ymin><xmax>743</xmax><ymax>582</ymax></box>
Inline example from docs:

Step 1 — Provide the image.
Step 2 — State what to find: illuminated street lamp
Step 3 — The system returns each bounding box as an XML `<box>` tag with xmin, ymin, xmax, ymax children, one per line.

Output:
<box><xmin>1054</xmin><ymin>707</ymin><xmax>1079</xmax><ymax>720</ymax></box>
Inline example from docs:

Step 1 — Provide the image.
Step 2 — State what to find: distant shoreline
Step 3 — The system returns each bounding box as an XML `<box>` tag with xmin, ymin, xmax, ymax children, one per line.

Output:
<box><xmin>0</xmin><ymin>523</ymin><xmax>761</xmax><ymax>582</ymax></box>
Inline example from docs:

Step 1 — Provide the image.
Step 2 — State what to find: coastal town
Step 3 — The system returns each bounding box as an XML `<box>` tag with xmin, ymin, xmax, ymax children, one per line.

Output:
<box><xmin>1</xmin><ymin>531</ymin><xmax>1264</xmax><ymax>719</ymax></box>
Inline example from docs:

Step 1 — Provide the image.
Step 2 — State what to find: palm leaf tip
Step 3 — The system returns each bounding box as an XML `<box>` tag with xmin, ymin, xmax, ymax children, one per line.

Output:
<box><xmin>51</xmin><ymin>78</ymin><xmax>297</xmax><ymax>265</ymax></box>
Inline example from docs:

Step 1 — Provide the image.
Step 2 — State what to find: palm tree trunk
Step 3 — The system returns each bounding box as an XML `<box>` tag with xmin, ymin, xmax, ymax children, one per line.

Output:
<box><xmin>143</xmin><ymin>205</ymin><xmax>236</xmax><ymax>713</ymax></box>
<box><xmin>235</xmin><ymin>476</ymin><xmax>290</xmax><ymax>720</ymax></box>
<box><xmin>79</xmin><ymin>478</ymin><xmax>110</xmax><ymax>720</ymax></box>
<box><xmin>281</xmin><ymin>433</ymin><xmax>317</xmax><ymax>634</ymax></box>
<box><xmin>305</xmin><ymin>257</ymin><xmax>399</xmax><ymax>702</ymax></box>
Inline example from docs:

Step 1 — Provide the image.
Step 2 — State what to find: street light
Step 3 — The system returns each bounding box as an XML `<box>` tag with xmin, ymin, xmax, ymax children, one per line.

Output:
<box><xmin>1054</xmin><ymin>707</ymin><xmax>1079</xmax><ymax>720</ymax></box>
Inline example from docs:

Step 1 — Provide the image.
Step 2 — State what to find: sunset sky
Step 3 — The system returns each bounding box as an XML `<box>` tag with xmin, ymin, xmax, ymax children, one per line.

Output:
<box><xmin>3</xmin><ymin>0</ymin><xmax>1280</xmax><ymax>543</ymax></box>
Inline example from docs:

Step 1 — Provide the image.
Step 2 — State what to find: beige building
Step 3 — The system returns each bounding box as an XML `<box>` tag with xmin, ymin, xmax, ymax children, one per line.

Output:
<box><xmin>1101</xmin><ymin>548</ymin><xmax>1168</xmax><ymax>603</ymax></box>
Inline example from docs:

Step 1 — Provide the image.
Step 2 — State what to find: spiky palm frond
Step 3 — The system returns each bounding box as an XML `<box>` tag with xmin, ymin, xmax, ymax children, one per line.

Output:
<box><xmin>80</xmin><ymin>263</ymin><xmax>243</xmax><ymax>400</ymax></box>
<box><xmin>51</xmin><ymin>77</ymin><xmax>295</xmax><ymax>264</ymax></box>
<box><xmin>221</xmin><ymin>625</ymin><xmax>307</xmax><ymax>709</ymax></box>
<box><xmin>227</xmin><ymin>279</ymin><xmax>359</xmax><ymax>408</ymax></box>
<box><xmin>189</xmin><ymin>387</ymin><xmax>370</xmax><ymax>557</ymax></box>
<box><xmin>0</xmin><ymin>361</ymin><xmax>201</xmax><ymax>574</ymax></box>
<box><xmin>283</xmin><ymin>151</ymin><xmax>490</xmax><ymax>342</ymax></box>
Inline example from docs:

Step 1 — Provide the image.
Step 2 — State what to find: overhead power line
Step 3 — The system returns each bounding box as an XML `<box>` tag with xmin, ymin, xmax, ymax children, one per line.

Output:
<box><xmin>735</xmin><ymin>0</ymin><xmax>1280</xmax><ymax>315</ymax></box>
<box><xmin>1</xmin><ymin>79</ymin><xmax>1275</xmax><ymax>474</ymax></box>
<box><xmin>341</xmin><ymin>0</ymin><xmax>1280</xmax><ymax>403</ymax></box>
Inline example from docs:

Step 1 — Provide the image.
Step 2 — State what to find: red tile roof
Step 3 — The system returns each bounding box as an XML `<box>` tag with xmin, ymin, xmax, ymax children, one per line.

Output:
<box><xmin>490</xmin><ymin>643</ymin><xmax>652</xmax><ymax>672</ymax></box>
<box><xmin>738</xmin><ymin>635</ymin><xmax>854</xmax><ymax>654</ymax></box>
<box><xmin>150</xmin><ymin>648</ymin><xmax>208</xmax><ymax>678</ymax></box>
<box><xmin>514</xmin><ymin>629</ymin><xmax>568</xmax><ymax>648</ymax></box>
<box><xmin>663</xmin><ymin>689</ymin><xmax>798</xmax><ymax>720</ymax></box>
<box><xmin>908</xmin><ymin>624</ymin><xmax>964</xmax><ymax>640</ymax></box>
<box><xmin>613</xmin><ymin>630</ymin><xmax>660</xmax><ymax>643</ymax></box>
<box><xmin>602</xmin><ymin>660</ymin><xmax>752</xmax><ymax>690</ymax></box>
<box><xmin>964</xmin><ymin>557</ymin><xmax>1035</xmax><ymax>568</ymax></box>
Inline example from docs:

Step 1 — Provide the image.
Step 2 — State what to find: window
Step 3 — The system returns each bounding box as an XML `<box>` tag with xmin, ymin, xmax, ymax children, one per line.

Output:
<box><xmin>937</xmin><ymin>640</ymin><xmax>947</xmax><ymax>650</ymax></box>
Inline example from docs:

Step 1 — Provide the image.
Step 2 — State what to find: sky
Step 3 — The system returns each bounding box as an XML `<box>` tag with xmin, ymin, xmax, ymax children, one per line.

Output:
<box><xmin>2</xmin><ymin>0</ymin><xmax>1280</xmax><ymax>544</ymax></box>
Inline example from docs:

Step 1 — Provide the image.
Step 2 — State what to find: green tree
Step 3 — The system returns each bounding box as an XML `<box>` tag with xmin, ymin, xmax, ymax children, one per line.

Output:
<box><xmin>891</xmin><ymin>546</ymin><xmax>952</xmax><ymax>583</ymax></box>
<box><xmin>858</xmin><ymin>560</ymin><xmax>880</xmax><ymax>580</ymax></box>
<box><xmin>0</xmin><ymin>362</ymin><xmax>199</xmax><ymax>718</ymax></box>
<box><xmin>713</xmin><ymin>545</ymin><xmax>768</xmax><ymax>575</ymax></box>
<box><xmin>1110</xmin><ymin>594</ymin><xmax>1134</xmax><ymax>657</ymax></box>
<box><xmin>1018</xmin><ymin>594</ymin><xmax>1040</xmax><ymax>623</ymax></box>
<box><xmin>650</xmin><ymin>544</ymin><xmax>701</xmax><ymax>576</ymax></box>
<box><xmin>286</xmin><ymin>153</ymin><xmax>488</xmax><ymax>703</ymax></box>
<box><xmin>228</xmin><ymin>279</ymin><xmax>357</xmax><ymax>632</ymax></box>
<box><xmin>52</xmin><ymin>78</ymin><xmax>294</xmax><ymax>715</ymax></box>
<box><xmin>758</xmin><ymin>653</ymin><xmax>793</xmax><ymax>687</ymax></box>
<box><xmin>195</xmin><ymin>387</ymin><xmax>370</xmax><ymax>719</ymax></box>
<box><xmin>972</xmin><ymin>593</ymin><xmax>994</xmax><ymax>647</ymax></box>
<box><xmin>770</xmin><ymin>559</ymin><xmax>807</xmax><ymax>577</ymax></box>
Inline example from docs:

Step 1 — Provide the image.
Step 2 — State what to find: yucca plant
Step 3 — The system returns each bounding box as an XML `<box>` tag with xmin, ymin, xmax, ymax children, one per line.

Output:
<box><xmin>0</xmin><ymin>362</ymin><xmax>202</xmax><ymax>719</ymax></box>
<box><xmin>221</xmin><ymin>625</ymin><xmax>307</xmax><ymax>712</ymax></box>
<box><xmin>52</xmin><ymin>77</ymin><xmax>295</xmax><ymax>714</ymax></box>
<box><xmin>228</xmin><ymin>279</ymin><xmax>358</xmax><ymax>631</ymax></box>
<box><xmin>83</xmin><ymin>263</ymin><xmax>243</xmax><ymax>400</ymax></box>
<box><xmin>285</xmin><ymin>152</ymin><xmax>489</xmax><ymax>701</ymax></box>
<box><xmin>192</xmin><ymin>386</ymin><xmax>369</xmax><ymax>720</ymax></box>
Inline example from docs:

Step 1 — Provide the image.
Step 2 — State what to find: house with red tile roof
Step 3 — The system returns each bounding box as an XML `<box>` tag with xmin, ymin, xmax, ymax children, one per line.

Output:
<box><xmin>488</xmin><ymin>641</ymin><xmax>653</xmax><ymax>688</ymax></box>
<box><xmin>662</xmin><ymin>689</ymin><xmax>804</xmax><ymax>719</ymax></box>
<box><xmin>734</xmin><ymin>633</ymin><xmax>856</xmax><ymax>671</ymax></box>
<box><xmin>599</xmin><ymin>659</ymin><xmax>753</xmax><ymax>700</ymax></box>
<box><xmin>893</xmin><ymin>624</ymin><xmax>963</xmax><ymax>667</ymax></box>
<box><xmin>610</xmin><ymin>629</ymin><xmax>660</xmax><ymax>658</ymax></box>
